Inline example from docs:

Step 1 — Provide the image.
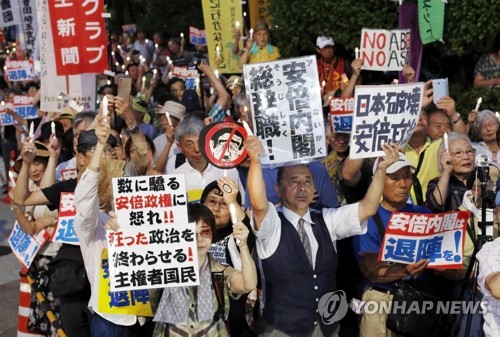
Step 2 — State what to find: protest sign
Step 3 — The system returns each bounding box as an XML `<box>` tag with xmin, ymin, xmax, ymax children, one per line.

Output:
<box><xmin>0</xmin><ymin>0</ymin><xmax>22</xmax><ymax>27</ymax></box>
<box><xmin>98</xmin><ymin>249</ymin><xmax>153</xmax><ymax>316</ymax></box>
<box><xmin>0</xmin><ymin>96</ymin><xmax>37</xmax><ymax>125</ymax></box>
<box><xmin>5</xmin><ymin>60</ymin><xmax>35</xmax><ymax>82</ymax></box>
<box><xmin>47</xmin><ymin>0</ymin><xmax>108</xmax><ymax>75</ymax></box>
<box><xmin>201</xmin><ymin>0</ymin><xmax>242</xmax><ymax>74</ymax></box>
<box><xmin>199</xmin><ymin>121</ymin><xmax>248</xmax><ymax>169</ymax></box>
<box><xmin>170</xmin><ymin>66</ymin><xmax>199</xmax><ymax>90</ymax></box>
<box><xmin>349</xmin><ymin>83</ymin><xmax>423</xmax><ymax>159</ymax></box>
<box><xmin>189</xmin><ymin>26</ymin><xmax>206</xmax><ymax>46</ymax></box>
<box><xmin>379</xmin><ymin>211</ymin><xmax>470</xmax><ymax>269</ymax></box>
<box><xmin>8</xmin><ymin>222</ymin><xmax>50</xmax><ymax>269</ymax></box>
<box><xmin>360</xmin><ymin>29</ymin><xmax>410</xmax><ymax>71</ymax></box>
<box><xmin>38</xmin><ymin>0</ymin><xmax>97</xmax><ymax>112</ymax></box>
<box><xmin>19</xmin><ymin>0</ymin><xmax>38</xmax><ymax>57</ymax></box>
<box><xmin>109</xmin><ymin>174</ymin><xmax>198</xmax><ymax>291</ymax></box>
<box><xmin>330</xmin><ymin>97</ymin><xmax>354</xmax><ymax>133</ymax></box>
<box><xmin>53</xmin><ymin>192</ymin><xmax>79</xmax><ymax>245</ymax></box>
<box><xmin>243</xmin><ymin>55</ymin><xmax>326</xmax><ymax>166</ymax></box>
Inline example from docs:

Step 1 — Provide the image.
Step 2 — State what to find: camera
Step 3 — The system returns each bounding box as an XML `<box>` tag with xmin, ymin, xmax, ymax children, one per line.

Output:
<box><xmin>475</xmin><ymin>153</ymin><xmax>491</xmax><ymax>183</ymax></box>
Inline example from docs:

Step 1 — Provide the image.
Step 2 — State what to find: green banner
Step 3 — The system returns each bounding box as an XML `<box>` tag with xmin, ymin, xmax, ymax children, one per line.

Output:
<box><xmin>418</xmin><ymin>0</ymin><xmax>445</xmax><ymax>44</ymax></box>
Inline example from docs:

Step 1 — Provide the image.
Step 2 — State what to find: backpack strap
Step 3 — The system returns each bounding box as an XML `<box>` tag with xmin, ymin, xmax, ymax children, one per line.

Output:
<box><xmin>411</xmin><ymin>149</ymin><xmax>426</xmax><ymax>205</ymax></box>
<box><xmin>211</xmin><ymin>271</ymin><xmax>225</xmax><ymax>322</ymax></box>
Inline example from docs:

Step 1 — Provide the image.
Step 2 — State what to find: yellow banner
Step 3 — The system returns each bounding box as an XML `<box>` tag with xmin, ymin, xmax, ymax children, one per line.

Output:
<box><xmin>97</xmin><ymin>249</ymin><xmax>153</xmax><ymax>317</ymax></box>
<box><xmin>248</xmin><ymin>0</ymin><xmax>271</xmax><ymax>30</ymax></box>
<box><xmin>202</xmin><ymin>0</ymin><xmax>243</xmax><ymax>74</ymax></box>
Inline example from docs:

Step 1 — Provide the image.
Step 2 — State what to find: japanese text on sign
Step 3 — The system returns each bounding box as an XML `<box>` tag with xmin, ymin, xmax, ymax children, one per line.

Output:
<box><xmin>5</xmin><ymin>60</ymin><xmax>35</xmax><ymax>82</ymax></box>
<box><xmin>330</xmin><ymin>97</ymin><xmax>354</xmax><ymax>133</ymax></box>
<box><xmin>47</xmin><ymin>0</ymin><xmax>108</xmax><ymax>75</ymax></box>
<box><xmin>8</xmin><ymin>222</ymin><xmax>50</xmax><ymax>269</ymax></box>
<box><xmin>0</xmin><ymin>0</ymin><xmax>21</xmax><ymax>27</ymax></box>
<box><xmin>349</xmin><ymin>83</ymin><xmax>423</xmax><ymax>159</ymax></box>
<box><xmin>54</xmin><ymin>192</ymin><xmax>79</xmax><ymax>245</ymax></box>
<box><xmin>379</xmin><ymin>211</ymin><xmax>469</xmax><ymax>269</ymax></box>
<box><xmin>243</xmin><ymin>55</ymin><xmax>326</xmax><ymax>166</ymax></box>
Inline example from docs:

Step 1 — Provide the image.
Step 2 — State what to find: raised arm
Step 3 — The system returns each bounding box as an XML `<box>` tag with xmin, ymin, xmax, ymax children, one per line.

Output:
<box><xmin>243</xmin><ymin>136</ymin><xmax>268</xmax><ymax>230</ymax></box>
<box><xmin>427</xmin><ymin>150</ymin><xmax>451</xmax><ymax>210</ymax></box>
<box><xmin>436</xmin><ymin>96</ymin><xmax>467</xmax><ymax>135</ymax></box>
<box><xmin>228</xmin><ymin>221</ymin><xmax>257</xmax><ymax>294</ymax></box>
<box><xmin>40</xmin><ymin>134</ymin><xmax>61</xmax><ymax>188</ymax></box>
<box><xmin>358</xmin><ymin>143</ymin><xmax>398</xmax><ymax>222</ymax></box>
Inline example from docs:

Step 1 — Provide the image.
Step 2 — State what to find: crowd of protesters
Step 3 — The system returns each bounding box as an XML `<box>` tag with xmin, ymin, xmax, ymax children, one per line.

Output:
<box><xmin>0</xmin><ymin>19</ymin><xmax>499</xmax><ymax>337</ymax></box>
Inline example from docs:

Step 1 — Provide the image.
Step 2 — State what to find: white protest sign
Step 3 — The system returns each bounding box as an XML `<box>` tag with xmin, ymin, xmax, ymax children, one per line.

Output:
<box><xmin>349</xmin><ymin>82</ymin><xmax>423</xmax><ymax>159</ymax></box>
<box><xmin>8</xmin><ymin>222</ymin><xmax>50</xmax><ymax>269</ymax></box>
<box><xmin>379</xmin><ymin>211</ymin><xmax>469</xmax><ymax>269</ymax></box>
<box><xmin>243</xmin><ymin>55</ymin><xmax>326</xmax><ymax>166</ymax></box>
<box><xmin>0</xmin><ymin>96</ymin><xmax>38</xmax><ymax>125</ymax></box>
<box><xmin>53</xmin><ymin>192</ymin><xmax>79</xmax><ymax>245</ymax></box>
<box><xmin>109</xmin><ymin>174</ymin><xmax>198</xmax><ymax>291</ymax></box>
<box><xmin>360</xmin><ymin>29</ymin><xmax>410</xmax><ymax>71</ymax></box>
<box><xmin>5</xmin><ymin>60</ymin><xmax>35</xmax><ymax>82</ymax></box>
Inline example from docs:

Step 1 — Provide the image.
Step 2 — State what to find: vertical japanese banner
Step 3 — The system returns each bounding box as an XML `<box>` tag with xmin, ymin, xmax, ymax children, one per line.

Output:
<box><xmin>38</xmin><ymin>0</ymin><xmax>96</xmax><ymax>112</ymax></box>
<box><xmin>349</xmin><ymin>83</ymin><xmax>423</xmax><ymax>159</ymax></box>
<box><xmin>0</xmin><ymin>0</ymin><xmax>22</xmax><ymax>27</ymax></box>
<box><xmin>201</xmin><ymin>0</ymin><xmax>242</xmax><ymax>74</ymax></box>
<box><xmin>108</xmin><ymin>174</ymin><xmax>198</xmax><ymax>291</ymax></box>
<box><xmin>47</xmin><ymin>0</ymin><xmax>108</xmax><ymax>75</ymax></box>
<box><xmin>243</xmin><ymin>55</ymin><xmax>326</xmax><ymax>166</ymax></box>
<box><xmin>360</xmin><ymin>29</ymin><xmax>411</xmax><ymax>71</ymax></box>
<box><xmin>5</xmin><ymin>60</ymin><xmax>35</xmax><ymax>81</ymax></box>
<box><xmin>329</xmin><ymin>97</ymin><xmax>354</xmax><ymax>134</ymax></box>
<box><xmin>19</xmin><ymin>0</ymin><xmax>38</xmax><ymax>58</ymax></box>
<box><xmin>248</xmin><ymin>0</ymin><xmax>271</xmax><ymax>29</ymax></box>
<box><xmin>53</xmin><ymin>192</ymin><xmax>79</xmax><ymax>245</ymax></box>
<box><xmin>8</xmin><ymin>222</ymin><xmax>50</xmax><ymax>269</ymax></box>
<box><xmin>379</xmin><ymin>211</ymin><xmax>470</xmax><ymax>269</ymax></box>
<box><xmin>418</xmin><ymin>0</ymin><xmax>445</xmax><ymax>44</ymax></box>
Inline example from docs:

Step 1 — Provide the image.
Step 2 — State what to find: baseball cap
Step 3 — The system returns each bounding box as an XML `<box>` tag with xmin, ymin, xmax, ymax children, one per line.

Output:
<box><xmin>372</xmin><ymin>153</ymin><xmax>415</xmax><ymax>175</ymax></box>
<box><xmin>316</xmin><ymin>36</ymin><xmax>335</xmax><ymax>49</ymax></box>
<box><xmin>226</xmin><ymin>75</ymin><xmax>244</xmax><ymax>90</ymax></box>
<box><xmin>77</xmin><ymin>130</ymin><xmax>117</xmax><ymax>154</ymax></box>
<box><xmin>159</xmin><ymin>101</ymin><xmax>186</xmax><ymax>121</ymax></box>
<box><xmin>254</xmin><ymin>22</ymin><xmax>269</xmax><ymax>33</ymax></box>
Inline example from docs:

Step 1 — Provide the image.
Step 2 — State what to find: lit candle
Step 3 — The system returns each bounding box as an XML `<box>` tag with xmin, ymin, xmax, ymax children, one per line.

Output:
<box><xmin>51</xmin><ymin>121</ymin><xmax>55</xmax><ymax>135</ymax></box>
<box><xmin>229</xmin><ymin>204</ymin><xmax>241</xmax><ymax>244</ymax></box>
<box><xmin>180</xmin><ymin>32</ymin><xmax>184</xmax><ymax>39</ymax></box>
<box><xmin>125</xmin><ymin>70</ymin><xmax>129</xmax><ymax>75</ymax></box>
<box><xmin>111</xmin><ymin>51</ymin><xmax>115</xmax><ymax>57</ymax></box>
<box><xmin>153</xmin><ymin>69</ymin><xmax>158</xmax><ymax>78</ymax></box>
<box><xmin>29</xmin><ymin>121</ymin><xmax>34</xmax><ymax>142</ymax></box>
<box><xmin>155</xmin><ymin>43</ymin><xmax>158</xmax><ymax>49</ymax></box>
<box><xmin>102</xmin><ymin>96</ymin><xmax>108</xmax><ymax>123</ymax></box>
<box><xmin>321</xmin><ymin>80</ymin><xmax>326</xmax><ymax>89</ymax></box>
<box><xmin>355</xmin><ymin>47</ymin><xmax>360</xmax><ymax>59</ymax></box>
<box><xmin>224</xmin><ymin>169</ymin><xmax>228</xmax><ymax>178</ymax></box>
<box><xmin>214</xmin><ymin>69</ymin><xmax>219</xmax><ymax>78</ymax></box>
<box><xmin>475</xmin><ymin>97</ymin><xmax>482</xmax><ymax>112</ymax></box>
<box><xmin>165</xmin><ymin>111</ymin><xmax>172</xmax><ymax>127</ymax></box>
<box><xmin>249</xmin><ymin>28</ymin><xmax>254</xmax><ymax>40</ymax></box>
<box><xmin>496</xmin><ymin>112</ymin><xmax>500</xmax><ymax>121</ymax></box>
<box><xmin>216</xmin><ymin>45</ymin><xmax>220</xmax><ymax>57</ymax></box>
<box><xmin>243</xmin><ymin>120</ymin><xmax>254</xmax><ymax>136</ymax></box>
<box><xmin>107</xmin><ymin>80</ymin><xmax>111</xmax><ymax>85</ymax></box>
<box><xmin>122</xmin><ymin>65</ymin><xmax>125</xmax><ymax>70</ymax></box>
<box><xmin>243</xmin><ymin>11</ymin><xmax>246</xmax><ymax>17</ymax></box>
<box><xmin>126</xmin><ymin>56</ymin><xmax>130</xmax><ymax>62</ymax></box>
<box><xmin>141</xmin><ymin>76</ymin><xmax>146</xmax><ymax>90</ymax></box>
<box><xmin>443</xmin><ymin>132</ymin><xmax>449</xmax><ymax>152</ymax></box>
<box><xmin>115</xmin><ymin>61</ymin><xmax>119</xmax><ymax>67</ymax></box>
<box><xmin>235</xmin><ymin>21</ymin><xmax>240</xmax><ymax>29</ymax></box>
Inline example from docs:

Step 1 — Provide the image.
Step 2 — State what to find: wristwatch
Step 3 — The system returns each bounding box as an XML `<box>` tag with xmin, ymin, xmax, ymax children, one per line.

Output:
<box><xmin>129</xmin><ymin>124</ymin><xmax>140</xmax><ymax>134</ymax></box>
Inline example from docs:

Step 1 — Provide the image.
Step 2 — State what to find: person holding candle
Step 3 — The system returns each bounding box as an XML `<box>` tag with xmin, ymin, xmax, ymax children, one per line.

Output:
<box><xmin>316</xmin><ymin>36</ymin><xmax>353</xmax><ymax>94</ymax></box>
<box><xmin>472</xmin><ymin>110</ymin><xmax>500</xmax><ymax>163</ymax></box>
<box><xmin>426</xmin><ymin>132</ymin><xmax>476</xmax><ymax>212</ymax></box>
<box><xmin>238</xmin><ymin>22</ymin><xmax>280</xmax><ymax>67</ymax></box>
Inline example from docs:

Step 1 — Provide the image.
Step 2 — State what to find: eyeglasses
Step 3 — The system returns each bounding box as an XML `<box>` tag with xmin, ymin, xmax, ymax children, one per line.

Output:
<box><xmin>450</xmin><ymin>149</ymin><xmax>475</xmax><ymax>158</ymax></box>
<box><xmin>204</xmin><ymin>197</ymin><xmax>228</xmax><ymax>210</ymax></box>
<box><xmin>480</xmin><ymin>122</ymin><xmax>497</xmax><ymax>130</ymax></box>
<box><xmin>197</xmin><ymin>228</ymin><xmax>212</xmax><ymax>238</ymax></box>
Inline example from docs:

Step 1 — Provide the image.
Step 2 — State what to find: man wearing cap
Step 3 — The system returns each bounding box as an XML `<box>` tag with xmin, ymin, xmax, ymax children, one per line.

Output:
<box><xmin>238</xmin><ymin>22</ymin><xmax>280</xmax><ymax>66</ymax></box>
<box><xmin>153</xmin><ymin>100</ymin><xmax>186</xmax><ymax>172</ymax></box>
<box><xmin>316</xmin><ymin>36</ymin><xmax>352</xmax><ymax>94</ymax></box>
<box><xmin>245</xmin><ymin>134</ymin><xmax>399</xmax><ymax>337</ymax></box>
<box><xmin>132</xmin><ymin>95</ymin><xmax>157</xmax><ymax>139</ymax></box>
<box><xmin>226</xmin><ymin>75</ymin><xmax>245</xmax><ymax>96</ymax></box>
<box><xmin>352</xmin><ymin>153</ymin><xmax>431</xmax><ymax>337</ymax></box>
<box><xmin>54</xmin><ymin>108</ymin><xmax>75</xmax><ymax>133</ymax></box>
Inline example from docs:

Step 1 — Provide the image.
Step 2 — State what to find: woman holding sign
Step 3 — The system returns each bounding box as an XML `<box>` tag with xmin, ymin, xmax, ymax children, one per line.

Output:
<box><xmin>149</xmin><ymin>203</ymin><xmax>257</xmax><ymax>337</ymax></box>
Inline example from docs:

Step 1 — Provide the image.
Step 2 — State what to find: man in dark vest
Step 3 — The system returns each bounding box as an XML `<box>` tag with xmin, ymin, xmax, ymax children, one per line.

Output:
<box><xmin>244</xmin><ymin>136</ymin><xmax>398</xmax><ymax>337</ymax></box>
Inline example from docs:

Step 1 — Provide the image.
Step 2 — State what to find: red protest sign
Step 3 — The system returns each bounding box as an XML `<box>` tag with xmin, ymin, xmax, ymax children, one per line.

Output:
<box><xmin>199</xmin><ymin>121</ymin><xmax>248</xmax><ymax>169</ymax></box>
<box><xmin>48</xmin><ymin>0</ymin><xmax>108</xmax><ymax>75</ymax></box>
